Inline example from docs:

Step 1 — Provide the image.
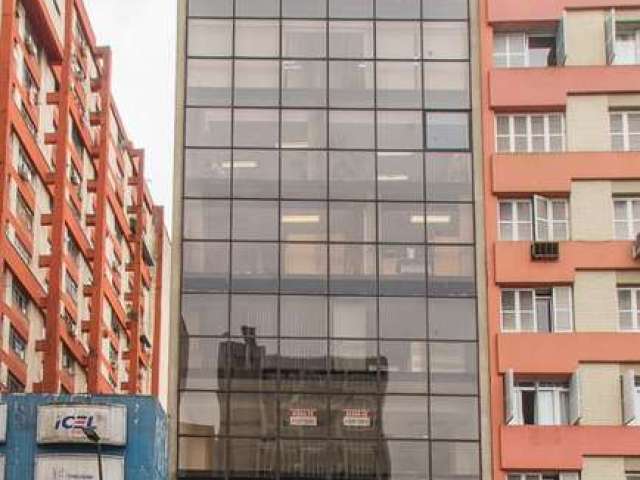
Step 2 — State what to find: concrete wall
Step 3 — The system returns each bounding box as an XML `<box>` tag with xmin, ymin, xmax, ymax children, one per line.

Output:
<box><xmin>565</xmin><ymin>10</ymin><xmax>606</xmax><ymax>67</ymax></box>
<box><xmin>566</xmin><ymin>95</ymin><xmax>610</xmax><ymax>152</ymax></box>
<box><xmin>570</xmin><ymin>181</ymin><xmax>613</xmax><ymax>241</ymax></box>
<box><xmin>582</xmin><ymin>457</ymin><xmax>625</xmax><ymax>480</ymax></box>
<box><xmin>580</xmin><ymin>364</ymin><xmax>622</xmax><ymax>425</ymax></box>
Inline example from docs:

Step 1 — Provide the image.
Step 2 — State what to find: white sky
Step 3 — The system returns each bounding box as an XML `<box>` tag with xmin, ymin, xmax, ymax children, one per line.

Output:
<box><xmin>84</xmin><ymin>0</ymin><xmax>177</xmax><ymax>223</ymax></box>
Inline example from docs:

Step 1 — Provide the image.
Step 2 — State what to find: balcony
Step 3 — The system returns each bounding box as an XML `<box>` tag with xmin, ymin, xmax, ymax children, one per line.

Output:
<box><xmin>494</xmin><ymin>241</ymin><xmax>636</xmax><ymax>283</ymax></box>
<box><xmin>501</xmin><ymin>425</ymin><xmax>640</xmax><ymax>470</ymax></box>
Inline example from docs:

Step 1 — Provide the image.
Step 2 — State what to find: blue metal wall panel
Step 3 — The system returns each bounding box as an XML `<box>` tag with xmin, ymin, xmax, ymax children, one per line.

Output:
<box><xmin>0</xmin><ymin>395</ymin><xmax>167</xmax><ymax>480</ymax></box>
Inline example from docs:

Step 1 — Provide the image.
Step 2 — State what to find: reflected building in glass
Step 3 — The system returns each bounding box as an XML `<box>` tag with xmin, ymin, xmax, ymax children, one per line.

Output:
<box><xmin>173</xmin><ymin>0</ymin><xmax>482</xmax><ymax>478</ymax></box>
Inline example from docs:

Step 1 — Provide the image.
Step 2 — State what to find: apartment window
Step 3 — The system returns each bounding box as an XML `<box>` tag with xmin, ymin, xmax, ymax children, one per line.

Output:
<box><xmin>617</xmin><ymin>287</ymin><xmax>640</xmax><ymax>330</ymax></box>
<box><xmin>614</xmin><ymin>22</ymin><xmax>640</xmax><ymax>65</ymax></box>
<box><xmin>613</xmin><ymin>197</ymin><xmax>640</xmax><ymax>239</ymax></box>
<box><xmin>6</xmin><ymin>372</ymin><xmax>24</xmax><ymax>393</ymax></box>
<box><xmin>499</xmin><ymin>197</ymin><xmax>569</xmax><ymax>241</ymax></box>
<box><xmin>514</xmin><ymin>381</ymin><xmax>570</xmax><ymax>425</ymax></box>
<box><xmin>65</xmin><ymin>270</ymin><xmax>78</xmax><ymax>303</ymax></box>
<box><xmin>493</xmin><ymin>32</ymin><xmax>557</xmax><ymax>68</ymax></box>
<box><xmin>17</xmin><ymin>144</ymin><xmax>35</xmax><ymax>183</ymax></box>
<box><xmin>61</xmin><ymin>346</ymin><xmax>74</xmax><ymax>372</ymax></box>
<box><xmin>15</xmin><ymin>191</ymin><xmax>34</xmax><ymax>232</ymax></box>
<box><xmin>11</xmin><ymin>279</ymin><xmax>30</xmax><ymax>316</ymax></box>
<box><xmin>507</xmin><ymin>473</ymin><xmax>579</xmax><ymax>480</ymax></box>
<box><xmin>627</xmin><ymin>473</ymin><xmax>640</xmax><ymax>480</ymax></box>
<box><xmin>496</xmin><ymin>114</ymin><xmax>565</xmax><ymax>153</ymax></box>
<box><xmin>12</xmin><ymin>234</ymin><xmax>32</xmax><ymax>265</ymax></box>
<box><xmin>611</xmin><ymin>111</ymin><xmax>640</xmax><ymax>151</ymax></box>
<box><xmin>501</xmin><ymin>287</ymin><xmax>573</xmax><ymax>332</ymax></box>
<box><xmin>9</xmin><ymin>327</ymin><xmax>27</xmax><ymax>361</ymax></box>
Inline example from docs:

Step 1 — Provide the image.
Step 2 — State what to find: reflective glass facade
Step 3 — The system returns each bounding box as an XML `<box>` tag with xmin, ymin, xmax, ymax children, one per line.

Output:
<box><xmin>178</xmin><ymin>0</ymin><xmax>480</xmax><ymax>478</ymax></box>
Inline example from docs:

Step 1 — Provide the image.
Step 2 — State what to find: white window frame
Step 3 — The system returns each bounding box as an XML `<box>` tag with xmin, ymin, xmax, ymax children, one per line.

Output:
<box><xmin>496</xmin><ymin>113</ymin><xmax>566</xmax><ymax>153</ymax></box>
<box><xmin>498</xmin><ymin>199</ymin><xmax>533</xmax><ymax>241</ymax></box>
<box><xmin>614</xmin><ymin>25</ymin><xmax>640</xmax><ymax>65</ymax></box>
<box><xmin>514</xmin><ymin>381</ymin><xmax>570</xmax><ymax>426</ymax></box>
<box><xmin>617</xmin><ymin>287</ymin><xmax>640</xmax><ymax>331</ymax></box>
<box><xmin>611</xmin><ymin>111</ymin><xmax>640</xmax><ymax>151</ymax></box>
<box><xmin>635</xmin><ymin>377</ymin><xmax>640</xmax><ymax>423</ymax></box>
<box><xmin>493</xmin><ymin>32</ymin><xmax>557</xmax><ymax>68</ymax></box>
<box><xmin>533</xmin><ymin>195</ymin><xmax>570</xmax><ymax>241</ymax></box>
<box><xmin>501</xmin><ymin>287</ymin><xmax>574</xmax><ymax>333</ymax></box>
<box><xmin>613</xmin><ymin>197</ymin><xmax>640</xmax><ymax>240</ymax></box>
<box><xmin>507</xmin><ymin>473</ymin><xmax>579</xmax><ymax>480</ymax></box>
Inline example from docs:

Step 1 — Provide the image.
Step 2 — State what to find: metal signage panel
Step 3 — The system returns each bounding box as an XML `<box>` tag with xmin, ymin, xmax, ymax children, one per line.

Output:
<box><xmin>35</xmin><ymin>455</ymin><xmax>124</xmax><ymax>480</ymax></box>
<box><xmin>37</xmin><ymin>404</ymin><xmax>127</xmax><ymax>445</ymax></box>
<box><xmin>0</xmin><ymin>404</ymin><xmax>6</xmax><ymax>443</ymax></box>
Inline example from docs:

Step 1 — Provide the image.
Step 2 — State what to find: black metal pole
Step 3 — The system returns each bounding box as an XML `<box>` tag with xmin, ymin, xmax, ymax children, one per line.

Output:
<box><xmin>96</xmin><ymin>441</ymin><xmax>104</xmax><ymax>480</ymax></box>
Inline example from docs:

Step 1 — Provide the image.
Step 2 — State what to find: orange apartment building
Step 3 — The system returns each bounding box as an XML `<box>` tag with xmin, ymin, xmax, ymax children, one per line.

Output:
<box><xmin>0</xmin><ymin>0</ymin><xmax>168</xmax><ymax>397</ymax></box>
<box><xmin>481</xmin><ymin>0</ymin><xmax>640</xmax><ymax>479</ymax></box>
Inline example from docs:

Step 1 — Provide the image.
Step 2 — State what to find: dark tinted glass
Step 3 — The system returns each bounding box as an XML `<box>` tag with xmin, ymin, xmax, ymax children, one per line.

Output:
<box><xmin>281</xmin><ymin>151</ymin><xmax>327</xmax><ymax>199</ymax></box>
<box><xmin>423</xmin><ymin>0</ymin><xmax>468</xmax><ymax>19</ymax></box>
<box><xmin>430</xmin><ymin>396</ymin><xmax>479</xmax><ymax>439</ymax></box>
<box><xmin>379</xmin><ymin>297</ymin><xmax>427</xmax><ymax>339</ymax></box>
<box><xmin>281</xmin><ymin>296</ymin><xmax>328</xmax><ymax>337</ymax></box>
<box><xmin>236</xmin><ymin>0</ymin><xmax>279</xmax><ymax>16</ymax></box>
<box><xmin>231</xmin><ymin>295</ymin><xmax>278</xmax><ymax>337</ymax></box>
<box><xmin>376</xmin><ymin>0</ymin><xmax>420</xmax><ymax>19</ymax></box>
<box><xmin>183</xmin><ymin>199</ymin><xmax>230</xmax><ymax>239</ymax></box>
<box><xmin>429</xmin><ymin>297</ymin><xmax>477</xmax><ymax>340</ymax></box>
<box><xmin>179</xmin><ymin>391</ymin><xmax>222</xmax><ymax>435</ymax></box>
<box><xmin>329</xmin><ymin>0</ymin><xmax>373</xmax><ymax>18</ymax></box>
<box><xmin>426</xmin><ymin>112</ymin><xmax>470</xmax><ymax>150</ymax></box>
<box><xmin>227</xmin><ymin>393</ymin><xmax>277</xmax><ymax>437</ymax></box>
<box><xmin>431</xmin><ymin>442</ymin><xmax>480</xmax><ymax>480</ymax></box>
<box><xmin>282</xmin><ymin>0</ymin><xmax>326</xmax><ymax>17</ymax></box>
<box><xmin>380</xmin><ymin>341</ymin><xmax>428</xmax><ymax>393</ymax></box>
<box><xmin>329</xmin><ymin>151</ymin><xmax>376</xmax><ymax>199</ymax></box>
<box><xmin>181</xmin><ymin>294</ymin><xmax>228</xmax><ymax>336</ymax></box>
<box><xmin>330</xmin><ymin>244</ymin><xmax>377</xmax><ymax>295</ymax></box>
<box><xmin>185</xmin><ymin>108</ymin><xmax>231</xmax><ymax>147</ymax></box>
<box><xmin>184</xmin><ymin>149</ymin><xmax>231</xmax><ymax>198</ymax></box>
<box><xmin>188</xmin><ymin>0</ymin><xmax>232</xmax><ymax>16</ymax></box>
<box><xmin>379</xmin><ymin>245</ymin><xmax>426</xmax><ymax>295</ymax></box>
<box><xmin>233</xmin><ymin>150</ymin><xmax>279</xmax><ymax>198</ymax></box>
<box><xmin>382</xmin><ymin>395</ymin><xmax>429</xmax><ymax>438</ymax></box>
<box><xmin>180</xmin><ymin>337</ymin><xmax>226</xmax><ymax>390</ymax></box>
<box><xmin>426</xmin><ymin>152</ymin><xmax>473</xmax><ymax>201</ymax></box>
<box><xmin>427</xmin><ymin>245</ymin><xmax>475</xmax><ymax>296</ymax></box>
<box><xmin>182</xmin><ymin>242</ymin><xmax>229</xmax><ymax>292</ymax></box>
<box><xmin>429</xmin><ymin>342</ymin><xmax>477</xmax><ymax>394</ymax></box>
<box><xmin>329</xmin><ymin>297</ymin><xmax>377</xmax><ymax>338</ymax></box>
<box><xmin>426</xmin><ymin>203</ymin><xmax>474</xmax><ymax>244</ymax></box>
<box><xmin>386</xmin><ymin>441</ymin><xmax>429</xmax><ymax>479</ymax></box>
<box><xmin>187</xmin><ymin>59</ymin><xmax>231</xmax><ymax>106</ymax></box>
<box><xmin>232</xmin><ymin>243</ymin><xmax>279</xmax><ymax>292</ymax></box>
<box><xmin>232</xmin><ymin>200</ymin><xmax>279</xmax><ymax>240</ymax></box>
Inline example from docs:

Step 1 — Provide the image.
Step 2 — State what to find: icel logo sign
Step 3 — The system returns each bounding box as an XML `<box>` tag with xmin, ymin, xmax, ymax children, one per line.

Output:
<box><xmin>54</xmin><ymin>415</ymin><xmax>95</xmax><ymax>432</ymax></box>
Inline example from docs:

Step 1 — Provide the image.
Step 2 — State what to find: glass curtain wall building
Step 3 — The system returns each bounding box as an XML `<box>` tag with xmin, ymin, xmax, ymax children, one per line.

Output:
<box><xmin>175</xmin><ymin>0</ymin><xmax>481</xmax><ymax>478</ymax></box>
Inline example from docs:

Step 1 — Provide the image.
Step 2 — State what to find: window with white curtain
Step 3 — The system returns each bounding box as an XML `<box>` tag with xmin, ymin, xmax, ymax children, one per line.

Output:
<box><xmin>501</xmin><ymin>287</ymin><xmax>573</xmax><ymax>332</ymax></box>
<box><xmin>496</xmin><ymin>113</ymin><xmax>565</xmax><ymax>153</ymax></box>
<box><xmin>493</xmin><ymin>32</ymin><xmax>557</xmax><ymax>68</ymax></box>
<box><xmin>499</xmin><ymin>197</ymin><xmax>569</xmax><ymax>241</ymax></box>
<box><xmin>613</xmin><ymin>197</ymin><xmax>640</xmax><ymax>240</ymax></box>
<box><xmin>514</xmin><ymin>381</ymin><xmax>570</xmax><ymax>425</ymax></box>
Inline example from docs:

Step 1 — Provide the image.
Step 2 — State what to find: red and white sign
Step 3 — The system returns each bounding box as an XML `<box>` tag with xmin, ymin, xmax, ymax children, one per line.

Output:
<box><xmin>288</xmin><ymin>408</ymin><xmax>317</xmax><ymax>427</ymax></box>
<box><xmin>343</xmin><ymin>409</ymin><xmax>371</xmax><ymax>427</ymax></box>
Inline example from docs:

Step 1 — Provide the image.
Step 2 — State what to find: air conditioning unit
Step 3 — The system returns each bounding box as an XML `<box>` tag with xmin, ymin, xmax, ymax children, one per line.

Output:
<box><xmin>531</xmin><ymin>241</ymin><xmax>560</xmax><ymax>261</ymax></box>
<box><xmin>17</xmin><ymin>162</ymin><xmax>31</xmax><ymax>181</ymax></box>
<box><xmin>632</xmin><ymin>233</ymin><xmax>640</xmax><ymax>259</ymax></box>
<box><xmin>25</xmin><ymin>35</ymin><xmax>37</xmax><ymax>55</ymax></box>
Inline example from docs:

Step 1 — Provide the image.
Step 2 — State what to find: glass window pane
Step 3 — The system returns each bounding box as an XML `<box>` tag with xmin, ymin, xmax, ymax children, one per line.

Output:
<box><xmin>282</xmin><ymin>21</ymin><xmax>327</xmax><ymax>57</ymax></box>
<box><xmin>280</xmin><ymin>440</ymin><xmax>331</xmax><ymax>478</ymax></box>
<box><xmin>385</xmin><ymin>441</ymin><xmax>430</xmax><ymax>479</ymax></box>
<box><xmin>426</xmin><ymin>153</ymin><xmax>472</xmax><ymax>201</ymax></box>
<box><xmin>183</xmin><ymin>242</ymin><xmax>229</xmax><ymax>292</ymax></box>
<box><xmin>230</xmin><ymin>294</ymin><xmax>277</xmax><ymax>337</ymax></box>
<box><xmin>231</xmin><ymin>243</ymin><xmax>279</xmax><ymax>292</ymax></box>
<box><xmin>228</xmin><ymin>338</ymin><xmax>278</xmax><ymax>391</ymax></box>
<box><xmin>428</xmin><ymin>245</ymin><xmax>475</xmax><ymax>296</ymax></box>
<box><xmin>330</xmin><ymin>297</ymin><xmax>377</xmax><ymax>338</ymax></box>
<box><xmin>232</xmin><ymin>150</ymin><xmax>279</xmax><ymax>198</ymax></box>
<box><xmin>184</xmin><ymin>149</ymin><xmax>231</xmax><ymax>197</ymax></box>
<box><xmin>379</xmin><ymin>245</ymin><xmax>426</xmax><ymax>295</ymax></box>
<box><xmin>186</xmin><ymin>108</ymin><xmax>231</xmax><ymax>147</ymax></box>
<box><xmin>425</xmin><ymin>62</ymin><xmax>469</xmax><ymax>109</ymax></box>
<box><xmin>188</xmin><ymin>19</ymin><xmax>232</xmax><ymax>57</ymax></box>
<box><xmin>431</xmin><ymin>396</ymin><xmax>479</xmax><ymax>439</ymax></box>
<box><xmin>188</xmin><ymin>0</ymin><xmax>232</xmax><ymax>17</ymax></box>
<box><xmin>329</xmin><ymin>21</ymin><xmax>374</xmax><ymax>58</ymax></box>
<box><xmin>423</xmin><ymin>22</ymin><xmax>469</xmax><ymax>59</ymax></box>
<box><xmin>330</xmin><ymin>340</ymin><xmax>378</xmax><ymax>393</ymax></box>
<box><xmin>234</xmin><ymin>109</ymin><xmax>279</xmax><ymax>148</ymax></box>
<box><xmin>429</xmin><ymin>298</ymin><xmax>477</xmax><ymax>340</ymax></box>
<box><xmin>376</xmin><ymin>21</ymin><xmax>421</xmax><ymax>59</ymax></box>
<box><xmin>329</xmin><ymin>111</ymin><xmax>375</xmax><ymax>149</ymax></box>
<box><xmin>376</xmin><ymin>61</ymin><xmax>422</xmax><ymax>108</ymax></box>
<box><xmin>233</xmin><ymin>200</ymin><xmax>279</xmax><ymax>240</ymax></box>
<box><xmin>330</xmin><ymin>202</ymin><xmax>376</xmax><ymax>242</ymax></box>
<box><xmin>280</xmin><ymin>340</ymin><xmax>328</xmax><ymax>392</ymax></box>
<box><xmin>427</xmin><ymin>203</ymin><xmax>474</xmax><ymax>244</ymax></box>
<box><xmin>283</xmin><ymin>0</ymin><xmax>326</xmax><ymax>17</ymax></box>
<box><xmin>330</xmin><ymin>61</ymin><xmax>374</xmax><ymax>108</ymax></box>
<box><xmin>377</xmin><ymin>110</ymin><xmax>423</xmax><ymax>150</ymax></box>
<box><xmin>184</xmin><ymin>199</ymin><xmax>230</xmax><ymax>239</ymax></box>
<box><xmin>280</xmin><ymin>393</ymin><xmax>329</xmax><ymax>437</ymax></box>
<box><xmin>380</xmin><ymin>297</ymin><xmax>427</xmax><ymax>339</ymax></box>
<box><xmin>423</xmin><ymin>0</ymin><xmax>468</xmax><ymax>19</ymax></box>
<box><xmin>431</xmin><ymin>442</ymin><xmax>479</xmax><ymax>480</ymax></box>
<box><xmin>330</xmin><ymin>244</ymin><xmax>377</xmax><ymax>295</ymax></box>
<box><xmin>282</xmin><ymin>60</ymin><xmax>327</xmax><ymax>107</ymax></box>
<box><xmin>329</xmin><ymin>151</ymin><xmax>376</xmax><ymax>199</ymax></box>
<box><xmin>282</xmin><ymin>110</ymin><xmax>328</xmax><ymax>149</ymax></box>
<box><xmin>281</xmin><ymin>243</ymin><xmax>328</xmax><ymax>293</ymax></box>
<box><xmin>281</xmin><ymin>201</ymin><xmax>328</xmax><ymax>241</ymax></box>
<box><xmin>234</xmin><ymin>60</ymin><xmax>279</xmax><ymax>107</ymax></box>
<box><xmin>187</xmin><ymin>59</ymin><xmax>231</xmax><ymax>106</ymax></box>
<box><xmin>181</xmin><ymin>294</ymin><xmax>229</xmax><ymax>336</ymax></box>
<box><xmin>329</xmin><ymin>0</ymin><xmax>373</xmax><ymax>18</ymax></box>
<box><xmin>380</xmin><ymin>341</ymin><xmax>428</xmax><ymax>393</ymax></box>
<box><xmin>178</xmin><ymin>436</ymin><xmax>224</xmax><ymax>475</ymax></box>
<box><xmin>226</xmin><ymin>393</ymin><xmax>277</xmax><ymax>437</ymax></box>
<box><xmin>377</xmin><ymin>152</ymin><xmax>424</xmax><ymax>201</ymax></box>
<box><xmin>281</xmin><ymin>296</ymin><xmax>328</xmax><ymax>337</ymax></box>
<box><xmin>227</xmin><ymin>438</ymin><xmax>277</xmax><ymax>477</ymax></box>
<box><xmin>235</xmin><ymin>20</ymin><xmax>279</xmax><ymax>57</ymax></box>
<box><xmin>330</xmin><ymin>395</ymin><xmax>379</xmax><ymax>439</ymax></box>
<box><xmin>426</xmin><ymin>112</ymin><xmax>470</xmax><ymax>150</ymax></box>
<box><xmin>379</xmin><ymin>202</ymin><xmax>425</xmax><ymax>243</ymax></box>
<box><xmin>430</xmin><ymin>342</ymin><xmax>477</xmax><ymax>394</ymax></box>
<box><xmin>180</xmin><ymin>337</ymin><xmax>226</xmax><ymax>390</ymax></box>
<box><xmin>179</xmin><ymin>391</ymin><xmax>222</xmax><ymax>436</ymax></box>
<box><xmin>376</xmin><ymin>0</ymin><xmax>421</xmax><ymax>19</ymax></box>
<box><xmin>282</xmin><ymin>151</ymin><xmax>328</xmax><ymax>199</ymax></box>
<box><xmin>382</xmin><ymin>397</ymin><xmax>429</xmax><ymax>439</ymax></box>
<box><xmin>235</xmin><ymin>0</ymin><xmax>279</xmax><ymax>17</ymax></box>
